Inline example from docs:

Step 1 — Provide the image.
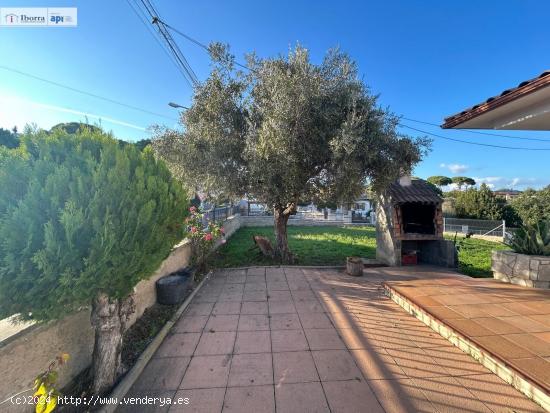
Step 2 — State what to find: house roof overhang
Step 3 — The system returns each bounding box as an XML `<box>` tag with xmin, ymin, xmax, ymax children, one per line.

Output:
<box><xmin>442</xmin><ymin>70</ymin><xmax>550</xmax><ymax>130</ymax></box>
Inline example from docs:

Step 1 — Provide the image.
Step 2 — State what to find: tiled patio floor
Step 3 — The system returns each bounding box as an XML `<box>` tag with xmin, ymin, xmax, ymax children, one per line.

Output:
<box><xmin>384</xmin><ymin>275</ymin><xmax>550</xmax><ymax>402</ymax></box>
<box><xmin>118</xmin><ymin>266</ymin><xmax>545</xmax><ymax>413</ymax></box>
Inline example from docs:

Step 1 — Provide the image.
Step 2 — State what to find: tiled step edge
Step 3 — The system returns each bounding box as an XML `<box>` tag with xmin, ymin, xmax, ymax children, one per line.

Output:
<box><xmin>382</xmin><ymin>283</ymin><xmax>549</xmax><ymax>412</ymax></box>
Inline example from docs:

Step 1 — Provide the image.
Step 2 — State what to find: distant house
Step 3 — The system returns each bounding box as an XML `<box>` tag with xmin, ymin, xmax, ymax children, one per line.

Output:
<box><xmin>442</xmin><ymin>70</ymin><xmax>550</xmax><ymax>130</ymax></box>
<box><xmin>493</xmin><ymin>189</ymin><xmax>522</xmax><ymax>201</ymax></box>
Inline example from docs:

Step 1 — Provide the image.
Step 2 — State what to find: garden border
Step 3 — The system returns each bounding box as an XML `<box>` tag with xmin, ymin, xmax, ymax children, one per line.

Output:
<box><xmin>100</xmin><ymin>270</ymin><xmax>214</xmax><ymax>413</ymax></box>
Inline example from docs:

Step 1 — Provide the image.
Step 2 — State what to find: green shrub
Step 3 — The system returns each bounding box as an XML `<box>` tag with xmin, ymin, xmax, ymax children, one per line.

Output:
<box><xmin>0</xmin><ymin>126</ymin><xmax>188</xmax><ymax>393</ymax></box>
<box><xmin>509</xmin><ymin>220</ymin><xmax>550</xmax><ymax>256</ymax></box>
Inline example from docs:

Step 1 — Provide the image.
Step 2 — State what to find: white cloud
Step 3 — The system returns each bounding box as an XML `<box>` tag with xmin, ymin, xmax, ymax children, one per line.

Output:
<box><xmin>0</xmin><ymin>95</ymin><xmax>148</xmax><ymax>132</ymax></box>
<box><xmin>473</xmin><ymin>176</ymin><xmax>539</xmax><ymax>190</ymax></box>
<box><xmin>440</xmin><ymin>163</ymin><xmax>469</xmax><ymax>175</ymax></box>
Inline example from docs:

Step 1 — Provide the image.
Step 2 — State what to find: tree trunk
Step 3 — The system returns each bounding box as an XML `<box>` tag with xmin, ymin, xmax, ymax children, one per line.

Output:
<box><xmin>90</xmin><ymin>293</ymin><xmax>135</xmax><ymax>395</ymax></box>
<box><xmin>274</xmin><ymin>207</ymin><xmax>293</xmax><ymax>263</ymax></box>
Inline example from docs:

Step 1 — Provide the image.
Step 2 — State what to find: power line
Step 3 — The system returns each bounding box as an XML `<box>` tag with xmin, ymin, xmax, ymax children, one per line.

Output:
<box><xmin>400</xmin><ymin>116</ymin><xmax>550</xmax><ymax>142</ymax></box>
<box><xmin>138</xmin><ymin>0</ymin><xmax>199</xmax><ymax>87</ymax></box>
<box><xmin>400</xmin><ymin>124</ymin><xmax>550</xmax><ymax>151</ymax></box>
<box><xmin>158</xmin><ymin>18</ymin><xmax>256</xmax><ymax>73</ymax></box>
<box><xmin>125</xmin><ymin>0</ymin><xmax>190</xmax><ymax>83</ymax></box>
<box><xmin>0</xmin><ymin>65</ymin><xmax>177</xmax><ymax>121</ymax></box>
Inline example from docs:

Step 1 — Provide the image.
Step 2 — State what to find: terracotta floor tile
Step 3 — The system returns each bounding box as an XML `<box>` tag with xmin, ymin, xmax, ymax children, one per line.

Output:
<box><xmin>194</xmin><ymin>331</ymin><xmax>236</xmax><ymax>356</ymax></box>
<box><xmin>240</xmin><ymin>301</ymin><xmax>269</xmax><ymax>315</ymax></box>
<box><xmin>212</xmin><ymin>301</ymin><xmax>242</xmax><ymax>315</ymax></box>
<box><xmin>534</xmin><ymin>331</ymin><xmax>550</xmax><ymax>343</ymax></box>
<box><xmin>455</xmin><ymin>374</ymin><xmax>545</xmax><ymax>413</ymax></box>
<box><xmin>291</xmin><ymin>290</ymin><xmax>317</xmax><ymax>301</ymax></box>
<box><xmin>156</xmin><ymin>333</ymin><xmax>201</xmax><ymax>357</ymax></box>
<box><xmin>269</xmin><ymin>313</ymin><xmax>302</xmax><ymax>330</ymax></box>
<box><xmin>448</xmin><ymin>303</ymin><xmax>517</xmax><ymax>318</ymax></box>
<box><xmin>350</xmin><ymin>348</ymin><xmax>407</xmax><ymax>380</ymax></box>
<box><xmin>421</xmin><ymin>345</ymin><xmax>488</xmax><ymax>376</ymax></box>
<box><xmin>132</xmin><ymin>357</ymin><xmax>190</xmax><ymax>391</ymax></box>
<box><xmin>246</xmin><ymin>275</ymin><xmax>266</xmax><ymax>284</ymax></box>
<box><xmin>180</xmin><ymin>354</ymin><xmax>232</xmax><ymax>389</ymax></box>
<box><xmin>304</xmin><ymin>328</ymin><xmax>346</xmax><ymax>350</ymax></box>
<box><xmin>234</xmin><ymin>330</ymin><xmax>271</xmax><ymax>354</ymax></box>
<box><xmin>242</xmin><ymin>290</ymin><xmax>267</xmax><ymax>302</ymax></box>
<box><xmin>117</xmin><ymin>390</ymin><xmax>176</xmax><ymax>413</ymax></box>
<box><xmin>273</xmin><ymin>351</ymin><xmax>319</xmax><ymax>384</ymax></box>
<box><xmin>323</xmin><ymin>380</ymin><xmax>384</xmax><ymax>413</ymax></box>
<box><xmin>508</xmin><ymin>357</ymin><xmax>550</xmax><ymax>388</ymax></box>
<box><xmin>169</xmin><ymin>388</ymin><xmax>226</xmax><ymax>413</ymax></box>
<box><xmin>472</xmin><ymin>317</ymin><xmax>525</xmax><ymax>334</ymax></box>
<box><xmin>226</xmin><ymin>275</ymin><xmax>246</xmax><ymax>284</ymax></box>
<box><xmin>244</xmin><ymin>282</ymin><xmax>267</xmax><ymax>292</ymax></box>
<box><xmin>267</xmin><ymin>290</ymin><xmax>292</xmax><ymax>301</ymax></box>
<box><xmin>246</xmin><ymin>267</ymin><xmax>266</xmax><ymax>277</ymax></box>
<box><xmin>423</xmin><ymin>305</ymin><xmax>464</xmax><ymax>320</ymax></box>
<box><xmin>312</xmin><ymin>349</ymin><xmax>363</xmax><ymax>381</ymax></box>
<box><xmin>408</xmin><ymin>295</ymin><xmax>444</xmax><ymax>307</ymax></box>
<box><xmin>222</xmin><ymin>385</ymin><xmax>275</xmax><ymax>413</ymax></box>
<box><xmin>271</xmin><ymin>329</ymin><xmax>309</xmax><ymax>352</ymax></box>
<box><xmin>228</xmin><ymin>353</ymin><xmax>273</xmax><ymax>386</ymax></box>
<box><xmin>368</xmin><ymin>378</ymin><xmax>437</xmax><ymax>413</ymax></box>
<box><xmin>298</xmin><ymin>312</ymin><xmax>332</xmax><ymax>329</ymax></box>
<box><xmin>268</xmin><ymin>300</ymin><xmax>296</xmax><ymax>314</ymax></box>
<box><xmin>475</xmin><ymin>335</ymin><xmax>536</xmax><ymax>359</ymax></box>
<box><xmin>386</xmin><ymin>347</ymin><xmax>449</xmax><ymax>378</ymax></box>
<box><xmin>274</xmin><ymin>382</ymin><xmax>329</xmax><ymax>413</ymax></box>
<box><xmin>205</xmin><ymin>314</ymin><xmax>239</xmax><ymax>332</ymax></box>
<box><xmin>295</xmin><ymin>300</ymin><xmax>326</xmax><ymax>314</ymax></box>
<box><xmin>173</xmin><ymin>316</ymin><xmax>208</xmax><ymax>333</ymax></box>
<box><xmin>412</xmin><ymin>376</ymin><xmax>492</xmax><ymax>413</ymax></box>
<box><xmin>185</xmin><ymin>302</ymin><xmax>214</xmax><ymax>317</ymax></box>
<box><xmin>238</xmin><ymin>314</ymin><xmax>270</xmax><ymax>331</ymax></box>
<box><xmin>444</xmin><ymin>318</ymin><xmax>494</xmax><ymax>337</ymax></box>
<box><xmin>266</xmin><ymin>281</ymin><xmax>289</xmax><ymax>291</ymax></box>
<box><xmin>503</xmin><ymin>333</ymin><xmax>550</xmax><ymax>357</ymax></box>
<box><xmin>501</xmin><ymin>302</ymin><xmax>543</xmax><ymax>316</ymax></box>
<box><xmin>497</xmin><ymin>315</ymin><xmax>549</xmax><ymax>333</ymax></box>
<box><xmin>529</xmin><ymin>314</ymin><xmax>550</xmax><ymax>328</ymax></box>
<box><xmin>217</xmin><ymin>292</ymin><xmax>243</xmax><ymax>302</ymax></box>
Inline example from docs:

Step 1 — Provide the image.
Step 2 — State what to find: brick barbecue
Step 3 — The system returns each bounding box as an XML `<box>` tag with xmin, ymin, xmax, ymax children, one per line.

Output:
<box><xmin>376</xmin><ymin>177</ymin><xmax>457</xmax><ymax>267</ymax></box>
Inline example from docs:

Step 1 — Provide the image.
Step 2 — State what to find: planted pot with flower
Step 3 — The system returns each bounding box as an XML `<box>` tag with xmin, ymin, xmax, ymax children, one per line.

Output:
<box><xmin>186</xmin><ymin>206</ymin><xmax>226</xmax><ymax>278</ymax></box>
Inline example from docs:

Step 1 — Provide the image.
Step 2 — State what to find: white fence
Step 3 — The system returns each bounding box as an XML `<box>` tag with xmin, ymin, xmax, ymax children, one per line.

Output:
<box><xmin>443</xmin><ymin>217</ymin><xmax>506</xmax><ymax>240</ymax></box>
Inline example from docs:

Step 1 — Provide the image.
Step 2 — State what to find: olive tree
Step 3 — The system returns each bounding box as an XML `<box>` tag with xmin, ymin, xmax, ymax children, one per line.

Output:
<box><xmin>153</xmin><ymin>45</ymin><xmax>429</xmax><ymax>262</ymax></box>
<box><xmin>0</xmin><ymin>127</ymin><xmax>187</xmax><ymax>394</ymax></box>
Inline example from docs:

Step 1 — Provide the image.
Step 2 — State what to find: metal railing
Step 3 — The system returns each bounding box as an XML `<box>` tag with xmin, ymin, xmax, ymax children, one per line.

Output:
<box><xmin>203</xmin><ymin>206</ymin><xmax>239</xmax><ymax>224</ymax></box>
<box><xmin>443</xmin><ymin>217</ymin><xmax>505</xmax><ymax>239</ymax></box>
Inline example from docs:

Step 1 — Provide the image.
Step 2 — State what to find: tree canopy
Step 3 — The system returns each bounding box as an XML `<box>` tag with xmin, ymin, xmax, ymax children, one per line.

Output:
<box><xmin>153</xmin><ymin>45</ymin><xmax>430</xmax><ymax>260</ymax></box>
<box><xmin>427</xmin><ymin>175</ymin><xmax>452</xmax><ymax>188</ymax></box>
<box><xmin>0</xmin><ymin>127</ymin><xmax>187</xmax><ymax>322</ymax></box>
<box><xmin>451</xmin><ymin>176</ymin><xmax>476</xmax><ymax>190</ymax></box>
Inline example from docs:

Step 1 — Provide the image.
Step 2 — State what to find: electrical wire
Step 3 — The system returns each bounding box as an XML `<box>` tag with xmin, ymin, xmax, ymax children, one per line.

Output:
<box><xmin>0</xmin><ymin>65</ymin><xmax>177</xmax><ymax>121</ymax></box>
<box><xmin>125</xmin><ymin>0</ymin><xmax>191</xmax><ymax>84</ymax></box>
<box><xmin>400</xmin><ymin>117</ymin><xmax>550</xmax><ymax>142</ymax></box>
<box><xmin>400</xmin><ymin>124</ymin><xmax>550</xmax><ymax>151</ymax></box>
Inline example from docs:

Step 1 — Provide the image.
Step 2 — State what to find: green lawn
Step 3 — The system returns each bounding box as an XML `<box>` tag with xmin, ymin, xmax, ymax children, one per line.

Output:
<box><xmin>212</xmin><ymin>225</ymin><xmax>376</xmax><ymax>267</ymax></box>
<box><xmin>445</xmin><ymin>235</ymin><xmax>510</xmax><ymax>278</ymax></box>
<box><xmin>212</xmin><ymin>225</ymin><xmax>508</xmax><ymax>278</ymax></box>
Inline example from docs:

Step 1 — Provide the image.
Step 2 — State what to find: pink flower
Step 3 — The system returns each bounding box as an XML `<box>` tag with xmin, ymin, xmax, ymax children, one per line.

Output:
<box><xmin>189</xmin><ymin>206</ymin><xmax>197</xmax><ymax>212</ymax></box>
<box><xmin>204</xmin><ymin>233</ymin><xmax>213</xmax><ymax>241</ymax></box>
<box><xmin>220</xmin><ymin>227</ymin><xmax>225</xmax><ymax>234</ymax></box>
<box><xmin>221</xmin><ymin>239</ymin><xmax>227</xmax><ymax>244</ymax></box>
<box><xmin>190</xmin><ymin>226</ymin><xmax>198</xmax><ymax>233</ymax></box>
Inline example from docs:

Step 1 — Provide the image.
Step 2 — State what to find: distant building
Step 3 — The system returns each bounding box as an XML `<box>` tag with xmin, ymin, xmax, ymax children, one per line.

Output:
<box><xmin>493</xmin><ymin>189</ymin><xmax>522</xmax><ymax>201</ymax></box>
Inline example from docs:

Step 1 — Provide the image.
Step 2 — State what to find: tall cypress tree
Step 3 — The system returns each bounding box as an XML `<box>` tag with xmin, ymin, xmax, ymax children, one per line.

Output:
<box><xmin>0</xmin><ymin>127</ymin><xmax>188</xmax><ymax>394</ymax></box>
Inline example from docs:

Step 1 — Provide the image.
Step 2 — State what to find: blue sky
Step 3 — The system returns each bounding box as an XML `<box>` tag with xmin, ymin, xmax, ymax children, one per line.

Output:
<box><xmin>1</xmin><ymin>0</ymin><xmax>549</xmax><ymax>189</ymax></box>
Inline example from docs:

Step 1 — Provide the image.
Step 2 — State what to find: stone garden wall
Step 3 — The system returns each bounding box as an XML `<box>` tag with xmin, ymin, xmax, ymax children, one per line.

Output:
<box><xmin>492</xmin><ymin>250</ymin><xmax>550</xmax><ymax>289</ymax></box>
<box><xmin>0</xmin><ymin>214</ymin><xmax>244</xmax><ymax>412</ymax></box>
